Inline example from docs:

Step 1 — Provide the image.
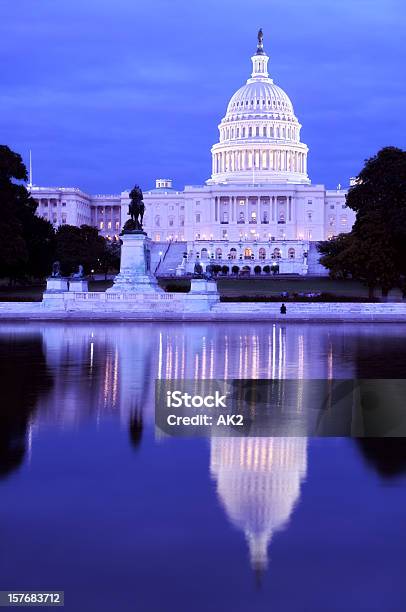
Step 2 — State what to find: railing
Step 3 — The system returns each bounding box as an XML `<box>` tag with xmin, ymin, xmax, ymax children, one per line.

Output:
<box><xmin>72</xmin><ymin>292</ymin><xmax>181</xmax><ymax>302</ymax></box>
<box><xmin>155</xmin><ymin>242</ymin><xmax>171</xmax><ymax>274</ymax></box>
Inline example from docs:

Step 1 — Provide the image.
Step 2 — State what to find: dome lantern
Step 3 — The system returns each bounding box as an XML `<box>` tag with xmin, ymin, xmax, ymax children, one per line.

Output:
<box><xmin>251</xmin><ymin>29</ymin><xmax>270</xmax><ymax>80</ymax></box>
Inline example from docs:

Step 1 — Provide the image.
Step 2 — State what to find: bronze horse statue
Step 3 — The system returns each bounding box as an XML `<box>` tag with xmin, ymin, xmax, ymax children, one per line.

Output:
<box><xmin>127</xmin><ymin>185</ymin><xmax>145</xmax><ymax>231</ymax></box>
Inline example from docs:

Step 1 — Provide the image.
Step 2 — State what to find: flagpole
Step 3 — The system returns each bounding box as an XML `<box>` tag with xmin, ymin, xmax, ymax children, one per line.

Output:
<box><xmin>28</xmin><ymin>149</ymin><xmax>33</xmax><ymax>189</ymax></box>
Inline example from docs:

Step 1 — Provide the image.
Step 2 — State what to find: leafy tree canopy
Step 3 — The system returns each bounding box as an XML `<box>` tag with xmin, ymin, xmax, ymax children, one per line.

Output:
<box><xmin>319</xmin><ymin>147</ymin><xmax>406</xmax><ymax>297</ymax></box>
<box><xmin>55</xmin><ymin>224</ymin><xmax>108</xmax><ymax>276</ymax></box>
<box><xmin>0</xmin><ymin>145</ymin><xmax>55</xmax><ymax>281</ymax></box>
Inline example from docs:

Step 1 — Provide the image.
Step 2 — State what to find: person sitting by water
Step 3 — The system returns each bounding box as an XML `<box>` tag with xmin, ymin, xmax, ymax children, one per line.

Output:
<box><xmin>280</xmin><ymin>303</ymin><xmax>287</xmax><ymax>315</ymax></box>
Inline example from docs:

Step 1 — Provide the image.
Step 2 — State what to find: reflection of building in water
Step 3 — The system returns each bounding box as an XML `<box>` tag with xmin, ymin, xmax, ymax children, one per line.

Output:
<box><xmin>210</xmin><ymin>437</ymin><xmax>307</xmax><ymax>571</ymax></box>
<box><xmin>5</xmin><ymin>322</ymin><xmax>355</xmax><ymax>431</ymax></box>
<box><xmin>37</xmin><ymin>325</ymin><xmax>121</xmax><ymax>427</ymax></box>
<box><xmin>154</xmin><ymin>323</ymin><xmax>357</xmax><ymax>382</ymax></box>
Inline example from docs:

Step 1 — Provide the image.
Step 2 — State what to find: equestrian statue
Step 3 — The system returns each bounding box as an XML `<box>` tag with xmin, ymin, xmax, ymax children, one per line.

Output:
<box><xmin>123</xmin><ymin>184</ymin><xmax>145</xmax><ymax>232</ymax></box>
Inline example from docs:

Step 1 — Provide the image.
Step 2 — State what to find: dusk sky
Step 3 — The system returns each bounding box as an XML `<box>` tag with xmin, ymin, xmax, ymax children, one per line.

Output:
<box><xmin>1</xmin><ymin>0</ymin><xmax>405</xmax><ymax>193</ymax></box>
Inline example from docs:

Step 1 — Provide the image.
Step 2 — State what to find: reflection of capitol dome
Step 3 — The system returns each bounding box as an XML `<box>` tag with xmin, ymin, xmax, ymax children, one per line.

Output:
<box><xmin>210</xmin><ymin>437</ymin><xmax>307</xmax><ymax>571</ymax></box>
<box><xmin>208</xmin><ymin>31</ymin><xmax>309</xmax><ymax>185</ymax></box>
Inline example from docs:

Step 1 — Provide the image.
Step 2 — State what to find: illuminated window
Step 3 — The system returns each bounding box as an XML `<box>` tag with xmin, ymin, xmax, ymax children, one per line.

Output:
<box><xmin>107</xmin><ymin>221</ymin><xmax>112</xmax><ymax>229</ymax></box>
<box><xmin>100</xmin><ymin>221</ymin><xmax>104</xmax><ymax>229</ymax></box>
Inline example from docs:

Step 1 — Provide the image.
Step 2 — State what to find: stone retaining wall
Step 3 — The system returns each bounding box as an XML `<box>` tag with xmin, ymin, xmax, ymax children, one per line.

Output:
<box><xmin>0</xmin><ymin>293</ymin><xmax>406</xmax><ymax>322</ymax></box>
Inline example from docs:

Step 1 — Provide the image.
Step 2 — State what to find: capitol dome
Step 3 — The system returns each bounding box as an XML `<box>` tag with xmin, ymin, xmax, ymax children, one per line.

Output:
<box><xmin>207</xmin><ymin>30</ymin><xmax>310</xmax><ymax>185</ymax></box>
<box><xmin>210</xmin><ymin>437</ymin><xmax>308</xmax><ymax>572</ymax></box>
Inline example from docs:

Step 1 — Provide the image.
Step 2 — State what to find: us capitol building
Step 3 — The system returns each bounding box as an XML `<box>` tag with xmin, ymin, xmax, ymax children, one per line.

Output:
<box><xmin>31</xmin><ymin>31</ymin><xmax>355</xmax><ymax>276</ymax></box>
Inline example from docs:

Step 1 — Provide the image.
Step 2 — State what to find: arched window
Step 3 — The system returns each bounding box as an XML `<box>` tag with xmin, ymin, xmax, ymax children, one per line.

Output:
<box><xmin>229</xmin><ymin>248</ymin><xmax>237</xmax><ymax>260</ymax></box>
<box><xmin>249</xmin><ymin>127</ymin><xmax>253</xmax><ymax>137</ymax></box>
<box><xmin>288</xmin><ymin>248</ymin><xmax>295</xmax><ymax>259</ymax></box>
<box><xmin>244</xmin><ymin>248</ymin><xmax>252</xmax><ymax>259</ymax></box>
<box><xmin>216</xmin><ymin>248</ymin><xmax>222</xmax><ymax>259</ymax></box>
<box><xmin>201</xmin><ymin>248</ymin><xmax>208</xmax><ymax>259</ymax></box>
<box><xmin>272</xmin><ymin>248</ymin><xmax>281</xmax><ymax>260</ymax></box>
<box><xmin>259</xmin><ymin>247</ymin><xmax>266</xmax><ymax>260</ymax></box>
<box><xmin>263</xmin><ymin>126</ymin><xmax>267</xmax><ymax>136</ymax></box>
<box><xmin>154</xmin><ymin>215</ymin><xmax>160</xmax><ymax>227</ymax></box>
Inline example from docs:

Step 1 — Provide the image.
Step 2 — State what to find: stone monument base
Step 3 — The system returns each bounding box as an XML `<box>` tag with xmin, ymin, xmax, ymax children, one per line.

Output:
<box><xmin>69</xmin><ymin>279</ymin><xmax>89</xmax><ymax>292</ymax></box>
<box><xmin>190</xmin><ymin>278</ymin><xmax>219</xmax><ymax>294</ymax></box>
<box><xmin>107</xmin><ymin>231</ymin><xmax>161</xmax><ymax>293</ymax></box>
<box><xmin>45</xmin><ymin>277</ymin><xmax>69</xmax><ymax>292</ymax></box>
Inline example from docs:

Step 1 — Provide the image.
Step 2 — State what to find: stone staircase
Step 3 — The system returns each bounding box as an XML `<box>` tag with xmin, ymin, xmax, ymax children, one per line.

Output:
<box><xmin>151</xmin><ymin>241</ymin><xmax>187</xmax><ymax>276</ymax></box>
<box><xmin>307</xmin><ymin>242</ymin><xmax>329</xmax><ymax>276</ymax></box>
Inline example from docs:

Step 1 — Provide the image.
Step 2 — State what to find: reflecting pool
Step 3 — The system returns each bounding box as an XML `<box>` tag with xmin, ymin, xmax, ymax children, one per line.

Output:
<box><xmin>0</xmin><ymin>322</ymin><xmax>406</xmax><ymax>611</ymax></box>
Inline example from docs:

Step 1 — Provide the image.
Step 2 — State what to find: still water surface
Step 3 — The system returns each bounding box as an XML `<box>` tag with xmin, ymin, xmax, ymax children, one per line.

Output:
<box><xmin>1</xmin><ymin>322</ymin><xmax>406</xmax><ymax>612</ymax></box>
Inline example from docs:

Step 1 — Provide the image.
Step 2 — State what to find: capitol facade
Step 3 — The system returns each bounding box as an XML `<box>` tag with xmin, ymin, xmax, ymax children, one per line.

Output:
<box><xmin>31</xmin><ymin>31</ymin><xmax>356</xmax><ymax>276</ymax></box>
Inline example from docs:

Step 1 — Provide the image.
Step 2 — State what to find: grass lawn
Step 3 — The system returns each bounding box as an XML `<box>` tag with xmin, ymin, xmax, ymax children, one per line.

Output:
<box><xmin>0</xmin><ymin>277</ymin><xmax>402</xmax><ymax>301</ymax></box>
<box><xmin>218</xmin><ymin>277</ymin><xmax>371</xmax><ymax>297</ymax></box>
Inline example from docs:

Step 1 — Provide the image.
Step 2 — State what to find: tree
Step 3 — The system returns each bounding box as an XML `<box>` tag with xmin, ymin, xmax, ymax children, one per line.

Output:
<box><xmin>319</xmin><ymin>146</ymin><xmax>406</xmax><ymax>298</ymax></box>
<box><xmin>0</xmin><ymin>145</ymin><xmax>55</xmax><ymax>282</ymax></box>
<box><xmin>318</xmin><ymin>233</ymin><xmax>354</xmax><ymax>280</ymax></box>
<box><xmin>55</xmin><ymin>224</ymin><xmax>106</xmax><ymax>276</ymax></box>
<box><xmin>99</xmin><ymin>239</ymin><xmax>121</xmax><ymax>279</ymax></box>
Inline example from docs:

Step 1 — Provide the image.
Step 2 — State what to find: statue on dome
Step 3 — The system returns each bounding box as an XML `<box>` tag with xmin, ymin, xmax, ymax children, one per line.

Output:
<box><xmin>256</xmin><ymin>28</ymin><xmax>265</xmax><ymax>55</ymax></box>
<box><xmin>258</xmin><ymin>28</ymin><xmax>263</xmax><ymax>46</ymax></box>
<box><xmin>124</xmin><ymin>184</ymin><xmax>145</xmax><ymax>232</ymax></box>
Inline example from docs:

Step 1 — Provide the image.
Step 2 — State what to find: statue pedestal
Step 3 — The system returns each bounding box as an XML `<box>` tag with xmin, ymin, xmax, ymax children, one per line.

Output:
<box><xmin>186</xmin><ymin>278</ymin><xmax>220</xmax><ymax>311</ymax></box>
<box><xmin>190</xmin><ymin>279</ymin><xmax>218</xmax><ymax>294</ymax></box>
<box><xmin>107</xmin><ymin>231</ymin><xmax>161</xmax><ymax>293</ymax></box>
<box><xmin>69</xmin><ymin>279</ymin><xmax>89</xmax><ymax>292</ymax></box>
<box><xmin>45</xmin><ymin>277</ymin><xmax>69</xmax><ymax>292</ymax></box>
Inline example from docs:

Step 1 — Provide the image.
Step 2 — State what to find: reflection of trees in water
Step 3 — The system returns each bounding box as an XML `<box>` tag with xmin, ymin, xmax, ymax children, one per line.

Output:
<box><xmin>0</xmin><ymin>335</ymin><xmax>53</xmax><ymax>478</ymax></box>
<box><xmin>349</xmin><ymin>331</ymin><xmax>406</xmax><ymax>477</ymax></box>
<box><xmin>129</xmin><ymin>408</ymin><xmax>143</xmax><ymax>450</ymax></box>
<box><xmin>356</xmin><ymin>438</ymin><xmax>406</xmax><ymax>479</ymax></box>
<box><xmin>352</xmin><ymin>332</ymin><xmax>406</xmax><ymax>379</ymax></box>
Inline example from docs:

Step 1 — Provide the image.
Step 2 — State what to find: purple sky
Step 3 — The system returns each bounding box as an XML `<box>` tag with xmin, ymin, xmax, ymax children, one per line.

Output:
<box><xmin>1</xmin><ymin>0</ymin><xmax>405</xmax><ymax>193</ymax></box>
